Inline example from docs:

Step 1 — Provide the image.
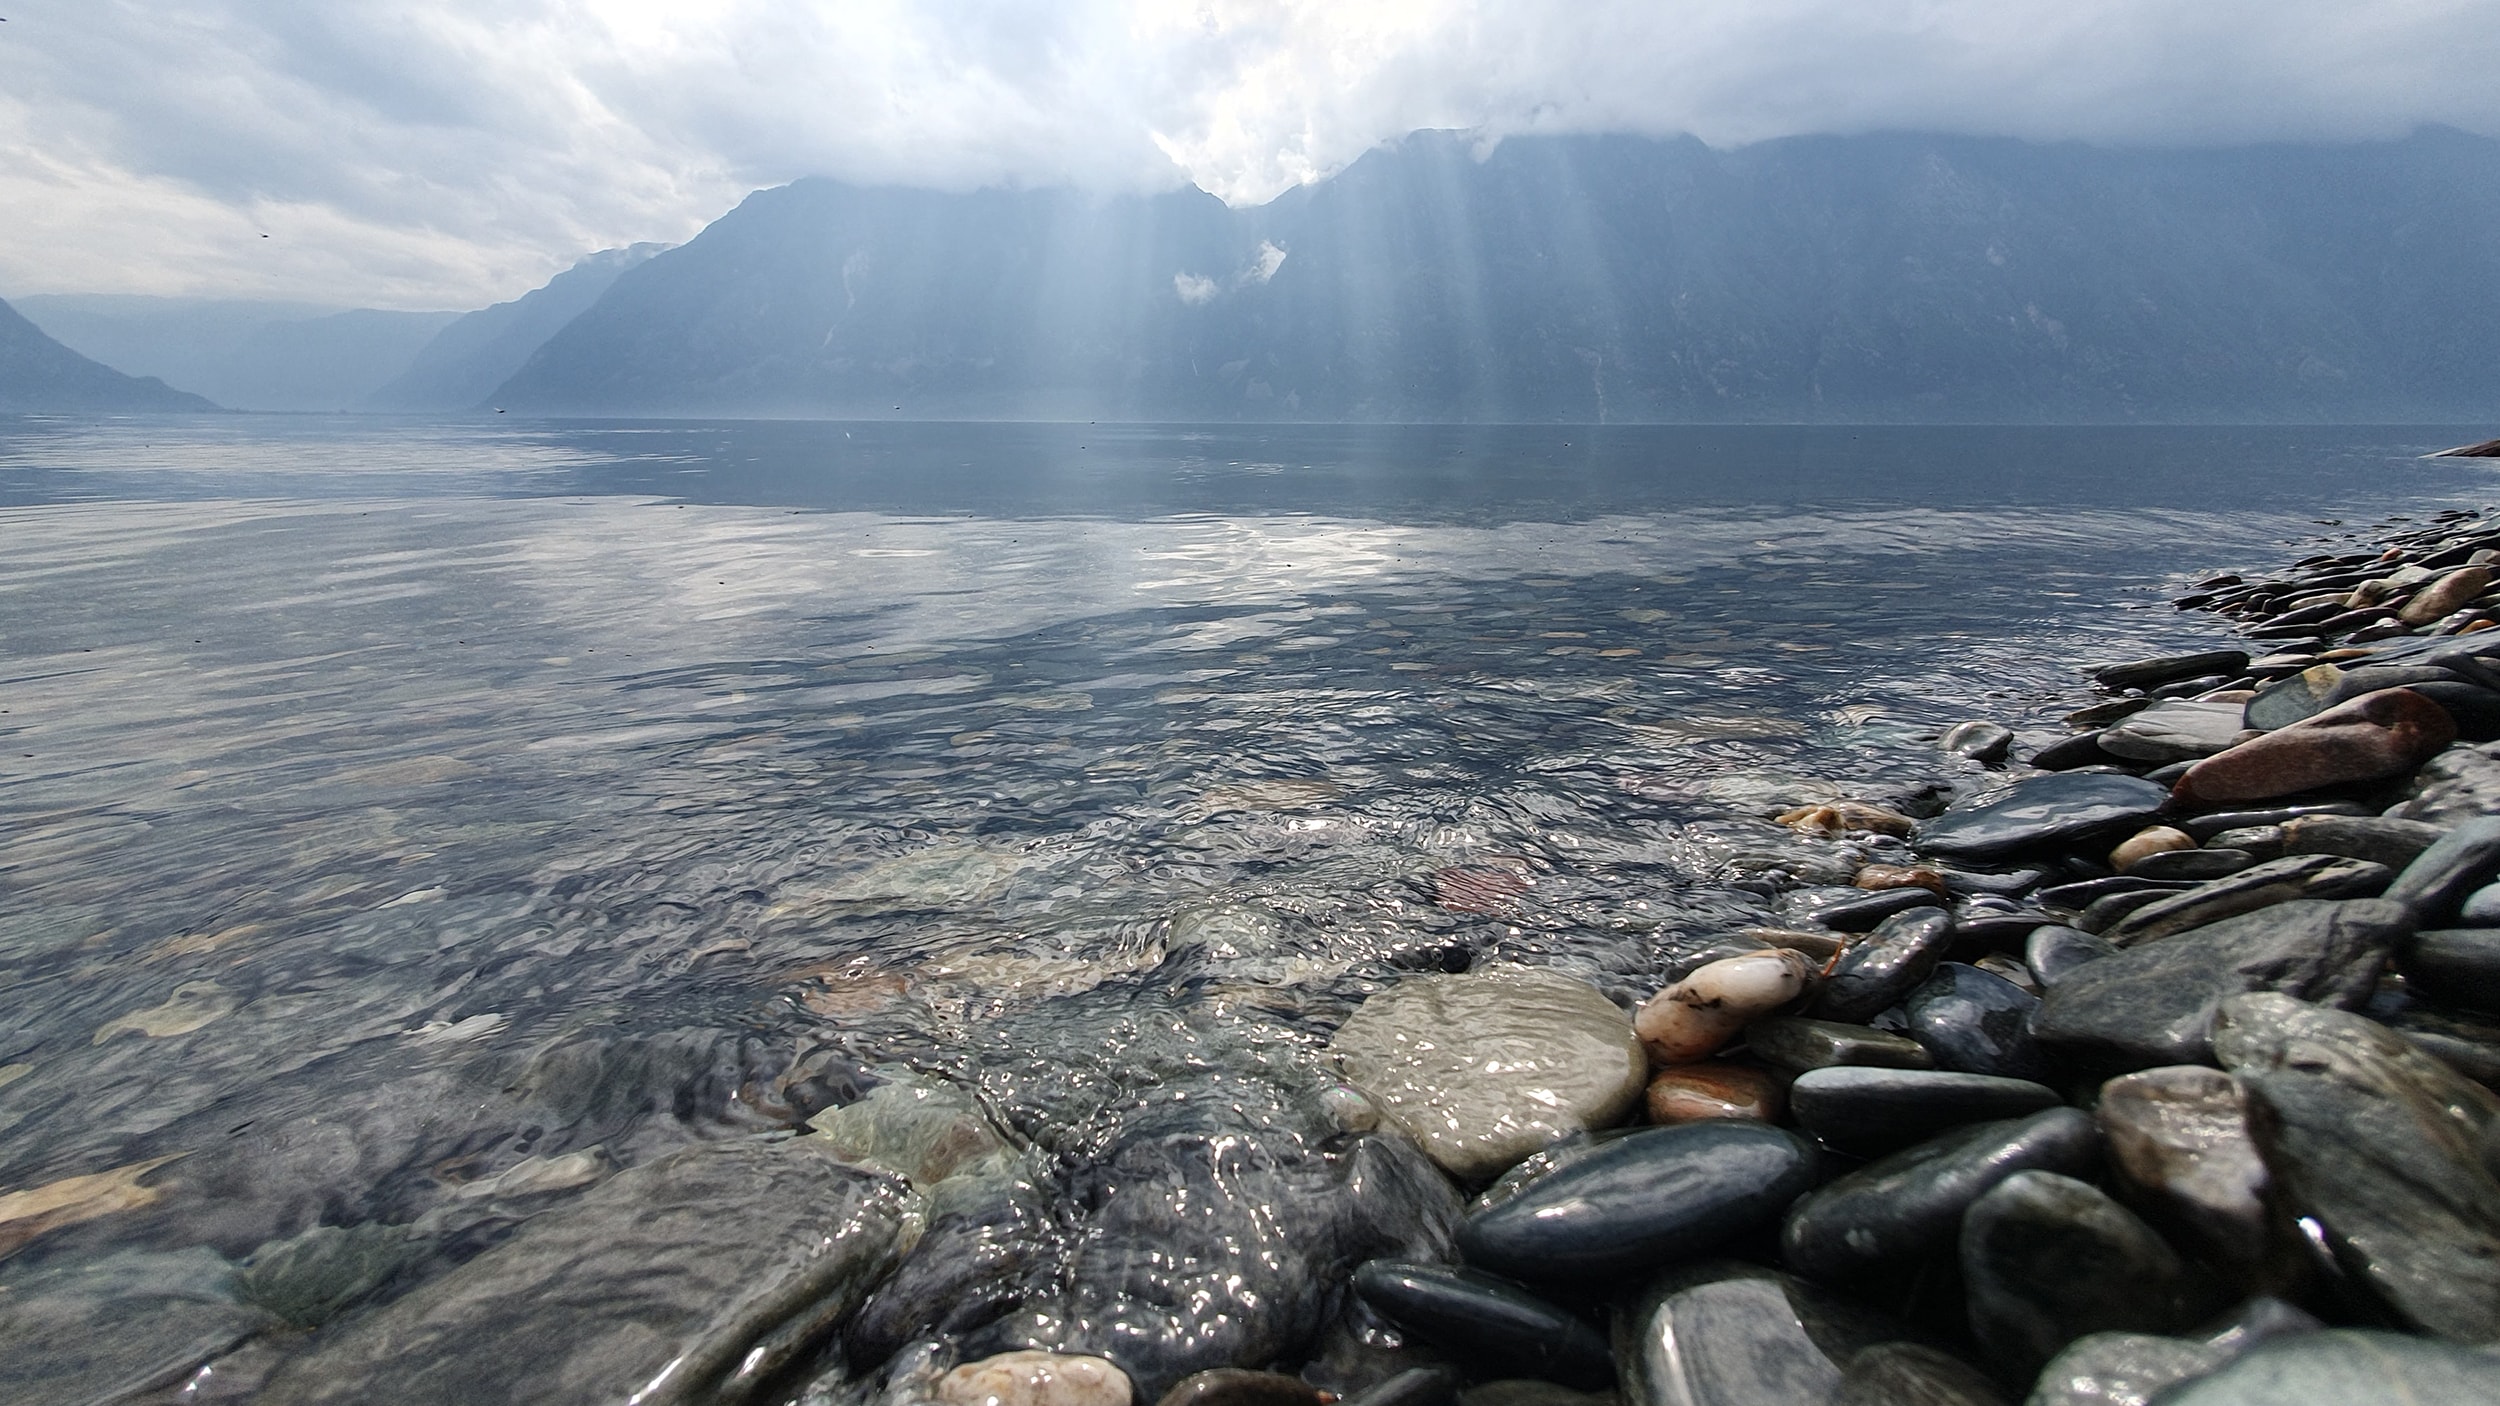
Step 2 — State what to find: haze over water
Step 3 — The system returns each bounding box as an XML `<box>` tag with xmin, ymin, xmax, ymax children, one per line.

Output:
<box><xmin>0</xmin><ymin>417</ymin><xmax>2491</xmax><ymax>1394</ymax></box>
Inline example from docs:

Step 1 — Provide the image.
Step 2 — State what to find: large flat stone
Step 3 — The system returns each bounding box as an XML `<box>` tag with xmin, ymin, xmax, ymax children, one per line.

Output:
<box><xmin>1327</xmin><ymin>969</ymin><xmax>1646</xmax><ymax>1180</ymax></box>
<box><xmin>1913</xmin><ymin>774</ymin><xmax>2172</xmax><ymax>863</ymax></box>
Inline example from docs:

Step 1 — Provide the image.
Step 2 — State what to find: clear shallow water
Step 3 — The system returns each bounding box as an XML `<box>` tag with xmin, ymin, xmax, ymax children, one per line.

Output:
<box><xmin>0</xmin><ymin>417</ymin><xmax>2493</xmax><ymax>1395</ymax></box>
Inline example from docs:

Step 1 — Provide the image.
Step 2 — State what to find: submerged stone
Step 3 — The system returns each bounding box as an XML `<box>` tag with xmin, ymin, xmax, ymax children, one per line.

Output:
<box><xmin>1349</xmin><ymin>1262</ymin><xmax>1612</xmax><ymax>1390</ymax></box>
<box><xmin>1328</xmin><ymin>968</ymin><xmax>1646</xmax><ymax>1180</ymax></box>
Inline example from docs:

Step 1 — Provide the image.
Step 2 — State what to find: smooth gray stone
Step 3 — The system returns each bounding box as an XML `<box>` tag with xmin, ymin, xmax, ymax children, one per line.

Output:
<box><xmin>1747</xmin><ymin>1018</ymin><xmax>1935</xmax><ymax>1074</ymax></box>
<box><xmin>2244</xmin><ymin>665</ymin><xmax>2458</xmax><ymax>732</ymax></box>
<box><xmin>2039</xmin><ymin>876</ymin><xmax>2190</xmax><ymax>912</ymax></box>
<box><xmin>1903</xmin><ymin>964</ymin><xmax>2051</xmax><ymax>1081</ymax></box>
<box><xmin>2096</xmin><ymin>1067</ymin><xmax>2271</xmax><ymax>1279</ymax></box>
<box><xmin>2028</xmin><ymin>926</ymin><xmax>2119</xmax><ymax>988</ymax></box>
<box><xmin>1617</xmin><ymin>1264</ymin><xmax>1902</xmax><ymax>1406</ymax></box>
<box><xmin>256</xmin><ymin>1140</ymin><xmax>917</xmax><ymax>1406</ymax></box>
<box><xmin>1458</xmin><ymin>1123</ymin><xmax>1817</xmax><ymax>1284</ymax></box>
<box><xmin>2150</xmin><ymin>1329</ymin><xmax>2500</xmax><ymax>1405</ymax></box>
<box><xmin>2389</xmin><ymin>1004</ymin><xmax>2500</xmax><ymax>1088</ymax></box>
<box><xmin>1960</xmin><ymin>1172</ymin><xmax>2217</xmax><ymax>1379</ymax></box>
<box><xmin>2101</xmin><ymin>856</ymin><xmax>2395</xmax><ymax>947</ymax></box>
<box><xmin>1915</xmin><ymin>774</ymin><xmax>2173</xmax><ymax>863</ymax></box>
<box><xmin>2031</xmin><ymin>731</ymin><xmax>2130</xmax><ymax>771</ymax></box>
<box><xmin>2388</xmin><ymin>740</ymin><xmax>2500</xmax><ymax>826</ymax></box>
<box><xmin>2024</xmin><ymin>1332</ymin><xmax>2226</xmax><ymax>1406</ymax></box>
<box><xmin>1811</xmin><ymin>908</ymin><xmax>1955</xmax><ymax>1023</ymax></box>
<box><xmin>2179</xmin><ymin>803</ymin><xmax>2369</xmax><ymax>842</ymax></box>
<box><xmin>1944</xmin><ymin>720</ymin><xmax>2015</xmax><ymax>766</ymax></box>
<box><xmin>1349</xmin><ymin>1263</ymin><xmax>1612</xmax><ymax>1390</ymax></box>
<box><xmin>2200</xmin><ymin>825</ymin><xmax>2287</xmax><ymax>861</ymax></box>
<box><xmin>2100</xmin><ymin>701</ymin><xmax>2250</xmax><ymax>763</ymax></box>
<box><xmin>1780</xmin><ymin>1108</ymin><xmax>2100</xmax><ymax>1285</ymax></box>
<box><xmin>2464</xmin><ymin>882</ymin><xmax>2500</xmax><ymax>925</ymax></box>
<box><xmin>2126</xmin><ymin>849</ymin><xmax>2257</xmax><ymax>882</ymax></box>
<box><xmin>2198</xmin><ymin>1296</ymin><xmax>2324</xmax><ymax>1356</ymax></box>
<box><xmin>1833</xmin><ymin>1345</ymin><xmax>2006</xmax><ymax>1406</ymax></box>
<box><xmin>2066</xmin><ymin>698</ymin><xmax>2152</xmax><ymax>729</ymax></box>
<box><xmin>1789</xmin><ymin>1067</ymin><xmax>2061</xmax><ymax>1158</ymax></box>
<box><xmin>2078</xmin><ymin>888</ymin><xmax>2191</xmax><ymax>934</ymax></box>
<box><xmin>2280</xmin><ymin>814</ymin><xmax>2449</xmax><ymax>869</ymax></box>
<box><xmin>2032</xmin><ymin>900</ymin><xmax>2407</xmax><ymax>1071</ymax></box>
<box><xmin>0</xmin><ymin>1249</ymin><xmax>277</xmax><ymax>1406</ymax></box>
<box><xmin>2400</xmin><ymin>929</ymin><xmax>2500</xmax><ymax>1013</ymax></box>
<box><xmin>2214</xmin><ymin>994</ymin><xmax>2500</xmax><ymax>1340</ymax></box>
<box><xmin>1812</xmin><ymin>887</ymin><xmax>1945</xmax><ymax>932</ymax></box>
<box><xmin>2092</xmin><ymin>651</ymin><xmax>2251</xmax><ymax>693</ymax></box>
<box><xmin>2385</xmin><ymin>816</ymin><xmax>2500</xmax><ymax>925</ymax></box>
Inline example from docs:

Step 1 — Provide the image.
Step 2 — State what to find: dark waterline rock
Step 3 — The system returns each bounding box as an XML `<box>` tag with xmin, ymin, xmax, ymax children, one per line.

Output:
<box><xmin>1781</xmin><ymin>1108</ymin><xmax>2100</xmax><ymax>1285</ymax></box>
<box><xmin>2092</xmin><ymin>651</ymin><xmax>2251</xmax><ymax>693</ymax></box>
<box><xmin>1914</xmin><ymin>774</ymin><xmax>2172</xmax><ymax>864</ymax></box>
<box><xmin>1811</xmin><ymin>887</ymin><xmax>1946</xmax><ymax>932</ymax></box>
<box><xmin>2032</xmin><ymin>899</ymin><xmax>2406</xmax><ymax>1071</ymax></box>
<box><xmin>1902</xmin><ymin>963</ymin><xmax>2051</xmax><ymax>1081</ymax></box>
<box><xmin>1787</xmin><ymin>1067</ymin><xmax>2060</xmax><ymax>1158</ymax></box>
<box><xmin>2099</xmin><ymin>856</ymin><xmax>2393</xmax><ymax>948</ymax></box>
<box><xmin>1811</xmin><ymin>908</ymin><xmax>1954</xmax><ymax>1024</ymax></box>
<box><xmin>1458</xmin><ymin>1123</ymin><xmax>1818</xmax><ymax>1284</ymax></box>
<box><xmin>1156</xmin><ymin>1368</ymin><xmax>1332</xmax><ymax>1406</ymax></box>
<box><xmin>1747</xmin><ymin>1018</ymin><xmax>1936</xmax><ymax>1074</ymax></box>
<box><xmin>1348</xmin><ymin>1263</ymin><xmax>1612</xmax><ymax>1391</ymax></box>
<box><xmin>2026</xmin><ymin>926</ymin><xmax>2118</xmax><ymax>988</ymax></box>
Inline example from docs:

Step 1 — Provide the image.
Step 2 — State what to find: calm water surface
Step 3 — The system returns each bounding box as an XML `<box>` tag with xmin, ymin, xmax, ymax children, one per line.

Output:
<box><xmin>0</xmin><ymin>417</ymin><xmax>2492</xmax><ymax>1397</ymax></box>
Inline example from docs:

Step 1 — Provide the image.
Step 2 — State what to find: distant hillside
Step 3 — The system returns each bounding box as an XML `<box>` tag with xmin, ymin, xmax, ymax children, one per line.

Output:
<box><xmin>0</xmin><ymin>297</ymin><xmax>217</xmax><ymax>412</ymax></box>
<box><xmin>492</xmin><ymin>127</ymin><xmax>2500</xmax><ymax>422</ymax></box>
<box><xmin>17</xmin><ymin>296</ymin><xmax>457</xmax><ymax>411</ymax></box>
<box><xmin>365</xmin><ymin>244</ymin><xmax>670</xmax><ymax>411</ymax></box>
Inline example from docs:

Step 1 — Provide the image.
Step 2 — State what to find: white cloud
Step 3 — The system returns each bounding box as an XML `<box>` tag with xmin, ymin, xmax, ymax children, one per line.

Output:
<box><xmin>2</xmin><ymin>0</ymin><xmax>2496</xmax><ymax>307</ymax></box>
<box><xmin>1173</xmin><ymin>272</ymin><xmax>1221</xmax><ymax>305</ymax></box>
<box><xmin>1240</xmin><ymin>240</ymin><xmax>1287</xmax><ymax>287</ymax></box>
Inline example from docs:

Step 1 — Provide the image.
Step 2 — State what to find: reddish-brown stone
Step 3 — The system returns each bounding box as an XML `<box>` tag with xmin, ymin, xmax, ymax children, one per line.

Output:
<box><xmin>1853</xmin><ymin>863</ymin><xmax>1949</xmax><ymax>895</ymax></box>
<box><xmin>1644</xmin><ymin>1062</ymin><xmax>1786</xmax><ymax>1124</ymax></box>
<box><xmin>2174</xmin><ymin>687</ymin><xmax>2456</xmax><ymax>805</ymax></box>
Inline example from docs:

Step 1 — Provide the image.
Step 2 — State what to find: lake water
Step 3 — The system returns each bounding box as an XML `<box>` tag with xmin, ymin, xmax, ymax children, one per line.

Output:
<box><xmin>0</xmin><ymin>417</ymin><xmax>2492</xmax><ymax>1400</ymax></box>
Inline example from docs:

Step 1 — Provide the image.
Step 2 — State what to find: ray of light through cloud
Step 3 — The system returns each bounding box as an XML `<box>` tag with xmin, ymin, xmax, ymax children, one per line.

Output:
<box><xmin>1</xmin><ymin>0</ymin><xmax>2496</xmax><ymax>306</ymax></box>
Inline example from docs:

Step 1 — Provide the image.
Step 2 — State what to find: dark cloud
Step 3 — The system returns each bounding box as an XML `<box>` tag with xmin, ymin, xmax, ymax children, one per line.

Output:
<box><xmin>3</xmin><ymin>0</ymin><xmax>2495</xmax><ymax>305</ymax></box>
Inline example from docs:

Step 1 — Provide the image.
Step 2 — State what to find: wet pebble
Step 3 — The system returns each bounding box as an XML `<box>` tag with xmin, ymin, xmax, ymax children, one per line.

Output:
<box><xmin>2172</xmin><ymin>687</ymin><xmax>2456</xmax><ymax>804</ymax></box>
<box><xmin>1746</xmin><ymin>1017</ymin><xmax>1935</xmax><ymax>1074</ymax></box>
<box><xmin>2024</xmin><ymin>1332</ymin><xmax>2228</xmax><ymax>1406</ymax></box>
<box><xmin>2383</xmin><ymin>815</ymin><xmax>2500</xmax><ymax>924</ymax></box>
<box><xmin>1618</xmin><ymin>1265</ymin><xmax>1903</xmax><ymax>1406</ymax></box>
<box><xmin>1942</xmin><ymin>720</ymin><xmax>2014</xmax><ymax>765</ymax></box>
<box><xmin>2100</xmin><ymin>855</ymin><xmax>2394</xmax><ymax>947</ymax></box>
<box><xmin>1830</xmin><ymin>1342</ymin><xmax>2007</xmax><ymax>1406</ymax></box>
<box><xmin>1787</xmin><ymin>1067</ymin><xmax>2060</xmax><ymax>1158</ymax></box>
<box><xmin>1780</xmin><ymin>1107</ymin><xmax>2101</xmax><ymax>1285</ymax></box>
<box><xmin>2124</xmin><ymin>847</ymin><xmax>2257</xmax><ymax>881</ymax></box>
<box><xmin>2152</xmin><ymin>1328</ymin><xmax>2500</xmax><ymax>1404</ymax></box>
<box><xmin>2279</xmin><ymin>813</ymin><xmax>2448</xmax><ymax>869</ymax></box>
<box><xmin>1856</xmin><ymin>863</ymin><xmax>1949</xmax><ymax>895</ymax></box>
<box><xmin>1458</xmin><ymin>1122</ymin><xmax>1818</xmax><ymax>1284</ymax></box>
<box><xmin>1643</xmin><ymin>1062</ymin><xmax>1785</xmax><ymax>1125</ymax></box>
<box><xmin>1634</xmin><ymin>949</ymin><xmax>1812</xmax><ymax>1065</ymax></box>
<box><xmin>1156</xmin><ymin>1369</ymin><xmax>1329</xmax><ymax>1406</ymax></box>
<box><xmin>1902</xmin><ymin>963</ymin><xmax>2052</xmax><ymax>1080</ymax></box>
<box><xmin>939</xmin><ymin>1352</ymin><xmax>1137</xmax><ymax>1406</ymax></box>
<box><xmin>1811</xmin><ymin>908</ymin><xmax>1954</xmax><ymax>1023</ymax></box>
<box><xmin>2109</xmin><ymin>826</ymin><xmax>2196</xmax><ymax>872</ymax></box>
<box><xmin>1810</xmin><ymin>886</ymin><xmax>1944</xmax><ymax>932</ymax></box>
<box><xmin>1960</xmin><ymin>1171</ymin><xmax>2218</xmax><ymax>1378</ymax></box>
<box><xmin>1348</xmin><ymin>1263</ymin><xmax>1612</xmax><ymax>1390</ymax></box>
<box><xmin>2396</xmin><ymin>928</ymin><xmax>2500</xmax><ymax>1012</ymax></box>
<box><xmin>2025</xmin><ymin>925</ymin><xmax>2117</xmax><ymax>988</ymax></box>
<box><xmin>2095</xmin><ymin>1066</ymin><xmax>2272</xmax><ymax>1280</ymax></box>
<box><xmin>1913</xmin><ymin>773</ymin><xmax>2172</xmax><ymax>864</ymax></box>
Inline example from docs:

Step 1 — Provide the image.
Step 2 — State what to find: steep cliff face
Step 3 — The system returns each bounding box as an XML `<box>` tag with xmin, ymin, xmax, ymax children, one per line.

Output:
<box><xmin>365</xmin><ymin>245</ymin><xmax>671</xmax><ymax>411</ymax></box>
<box><xmin>0</xmin><ymin>297</ymin><xmax>218</xmax><ymax>413</ymax></box>
<box><xmin>493</xmin><ymin>128</ymin><xmax>2500</xmax><ymax>422</ymax></box>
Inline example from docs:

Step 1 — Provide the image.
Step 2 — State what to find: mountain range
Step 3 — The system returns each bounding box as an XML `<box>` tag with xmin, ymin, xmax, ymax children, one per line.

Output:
<box><xmin>10</xmin><ymin>128</ymin><xmax>2500</xmax><ymax>421</ymax></box>
<box><xmin>0</xmin><ymin>297</ymin><xmax>216</xmax><ymax>413</ymax></box>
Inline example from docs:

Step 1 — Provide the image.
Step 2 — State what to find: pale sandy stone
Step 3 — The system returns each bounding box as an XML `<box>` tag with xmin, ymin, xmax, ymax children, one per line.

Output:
<box><xmin>935</xmin><ymin>1351</ymin><xmax>1134</xmax><ymax>1406</ymax></box>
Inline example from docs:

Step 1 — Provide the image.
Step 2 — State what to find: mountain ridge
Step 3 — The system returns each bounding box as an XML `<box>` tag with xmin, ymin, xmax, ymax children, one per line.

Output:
<box><xmin>0</xmin><ymin>297</ymin><xmax>219</xmax><ymax>413</ymax></box>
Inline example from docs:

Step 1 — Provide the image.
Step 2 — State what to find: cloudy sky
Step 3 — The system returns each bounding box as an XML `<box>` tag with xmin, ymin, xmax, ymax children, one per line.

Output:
<box><xmin>5</xmin><ymin>0</ymin><xmax>2498</xmax><ymax>310</ymax></box>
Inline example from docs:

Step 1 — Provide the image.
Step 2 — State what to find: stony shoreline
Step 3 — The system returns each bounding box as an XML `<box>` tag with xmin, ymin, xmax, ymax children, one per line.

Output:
<box><xmin>200</xmin><ymin>503</ymin><xmax>2500</xmax><ymax>1406</ymax></box>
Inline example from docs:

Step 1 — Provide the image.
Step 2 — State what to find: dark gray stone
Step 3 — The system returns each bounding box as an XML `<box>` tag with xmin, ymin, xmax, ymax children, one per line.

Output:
<box><xmin>2280</xmin><ymin>814</ymin><xmax>2448</xmax><ymax>869</ymax></box>
<box><xmin>1747</xmin><ymin>1018</ymin><xmax>1936</xmax><ymax>1074</ymax></box>
<box><xmin>1901</xmin><ymin>964</ymin><xmax>2051</xmax><ymax>1080</ymax></box>
<box><xmin>2244</xmin><ymin>665</ymin><xmax>2458</xmax><ymax>732</ymax></box>
<box><xmin>2201</xmin><ymin>825</ymin><xmax>2288</xmax><ymax>861</ymax></box>
<box><xmin>2385</xmin><ymin>816</ymin><xmax>2500</xmax><ymax>925</ymax></box>
<box><xmin>1788</xmin><ymin>1067</ymin><xmax>2061</xmax><ymax>1158</ymax></box>
<box><xmin>2031</xmin><ymin>731</ymin><xmax>2131</xmax><ymax>771</ymax></box>
<box><xmin>2400</xmin><ymin>929</ymin><xmax>2500</xmax><ymax>1013</ymax></box>
<box><xmin>2463</xmin><ymin>882</ymin><xmax>2500</xmax><ymax>925</ymax></box>
<box><xmin>1780</xmin><ymin>1108</ymin><xmax>2101</xmax><ymax>1285</ymax></box>
<box><xmin>2101</xmin><ymin>701</ymin><xmax>2251</xmax><ymax>762</ymax></box>
<box><xmin>1810</xmin><ymin>909</ymin><xmax>1955</xmax><ymax>1023</ymax></box>
<box><xmin>2101</xmin><ymin>856</ymin><xmax>2395</xmax><ymax>947</ymax></box>
<box><xmin>2092</xmin><ymin>651</ymin><xmax>2251</xmax><ymax>693</ymax></box>
<box><xmin>1811</xmin><ymin>887</ymin><xmax>1945</xmax><ymax>933</ymax></box>
<box><xmin>2411</xmin><ymin>681</ymin><xmax>2500</xmax><ymax>743</ymax></box>
<box><xmin>2096</xmin><ymin>1067</ymin><xmax>2272</xmax><ymax>1280</ymax></box>
<box><xmin>1830</xmin><ymin>1344</ymin><xmax>2006</xmax><ymax>1406</ymax></box>
<box><xmin>1914</xmin><ymin>774</ymin><xmax>2173</xmax><ymax>863</ymax></box>
<box><xmin>2150</xmin><ymin>1329</ymin><xmax>2500</xmax><ymax>1405</ymax></box>
<box><xmin>1457</xmin><ymin>1123</ymin><xmax>1817</xmax><ymax>1284</ymax></box>
<box><xmin>2028</xmin><ymin>926</ymin><xmax>2119</xmax><ymax>988</ymax></box>
<box><xmin>1349</xmin><ymin>1263</ymin><xmax>1611</xmax><ymax>1390</ymax></box>
<box><xmin>1617</xmin><ymin>1264</ymin><xmax>1902</xmax><ymax>1406</ymax></box>
<box><xmin>256</xmin><ymin>1140</ymin><xmax>918</xmax><ymax>1406</ymax></box>
<box><xmin>1158</xmin><ymin>1369</ymin><xmax>1329</xmax><ymax>1406</ymax></box>
<box><xmin>2079</xmin><ymin>887</ymin><xmax>2192</xmax><ymax>935</ymax></box>
<box><xmin>2127</xmin><ymin>849</ymin><xmax>2258</xmax><ymax>882</ymax></box>
<box><xmin>1943</xmin><ymin>720</ymin><xmax>2015</xmax><ymax>766</ymax></box>
<box><xmin>2025</xmin><ymin>1333</ymin><xmax>2227</xmax><ymax>1406</ymax></box>
<box><xmin>2389</xmin><ymin>740</ymin><xmax>2500</xmax><ymax>826</ymax></box>
<box><xmin>2039</xmin><ymin>876</ymin><xmax>2191</xmax><ymax>912</ymax></box>
<box><xmin>1960</xmin><ymin>1171</ymin><xmax>2218</xmax><ymax>1379</ymax></box>
<box><xmin>2214</xmin><ymin>994</ymin><xmax>2500</xmax><ymax>1340</ymax></box>
<box><xmin>2032</xmin><ymin>900</ymin><xmax>2406</xmax><ymax>1071</ymax></box>
<box><xmin>2179</xmin><ymin>803</ymin><xmax>2370</xmax><ymax>842</ymax></box>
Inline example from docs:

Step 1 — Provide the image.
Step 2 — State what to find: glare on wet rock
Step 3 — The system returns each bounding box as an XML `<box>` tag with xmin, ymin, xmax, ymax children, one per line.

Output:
<box><xmin>1329</xmin><ymin>968</ymin><xmax>1646</xmax><ymax>1180</ymax></box>
<box><xmin>1787</xmin><ymin>1066</ymin><xmax>2060</xmax><ymax>1158</ymax></box>
<box><xmin>1913</xmin><ymin>773</ymin><xmax>2171</xmax><ymax>863</ymax></box>
<box><xmin>1634</xmin><ymin>948</ymin><xmax>1813</xmax><ymax>1065</ymax></box>
<box><xmin>1348</xmin><ymin>1262</ymin><xmax>1614</xmax><ymax>1390</ymax></box>
<box><xmin>1617</xmin><ymin>1263</ymin><xmax>1909</xmax><ymax>1406</ymax></box>
<box><xmin>2095</xmin><ymin>1067</ymin><xmax>2272</xmax><ymax>1281</ymax></box>
<box><xmin>1747</xmin><ymin>1017</ymin><xmax>1936</xmax><ymax>1074</ymax></box>
<box><xmin>1810</xmin><ymin>907</ymin><xmax>1953</xmax><ymax>1024</ymax></box>
<box><xmin>937</xmin><ymin>1351</ymin><xmax>1137</xmax><ymax>1406</ymax></box>
<box><xmin>1941</xmin><ymin>720</ymin><xmax>2016</xmax><ymax>766</ymax></box>
<box><xmin>2097</xmin><ymin>856</ymin><xmax>2396</xmax><ymax>947</ymax></box>
<box><xmin>1781</xmin><ymin>1108</ymin><xmax>2101</xmax><ymax>1285</ymax></box>
<box><xmin>2149</xmin><ymin>1328</ymin><xmax>2500</xmax><ymax>1405</ymax></box>
<box><xmin>1643</xmin><ymin>1062</ymin><xmax>1786</xmax><ymax>1125</ymax></box>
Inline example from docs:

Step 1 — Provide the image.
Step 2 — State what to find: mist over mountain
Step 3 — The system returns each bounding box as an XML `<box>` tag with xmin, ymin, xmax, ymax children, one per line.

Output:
<box><xmin>0</xmin><ymin>297</ymin><xmax>218</xmax><ymax>412</ymax></box>
<box><xmin>364</xmin><ymin>244</ymin><xmax>670</xmax><ymax>411</ymax></box>
<box><xmin>16</xmin><ymin>296</ymin><xmax>458</xmax><ymax>411</ymax></box>
<box><xmin>493</xmin><ymin>127</ymin><xmax>2500</xmax><ymax>422</ymax></box>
